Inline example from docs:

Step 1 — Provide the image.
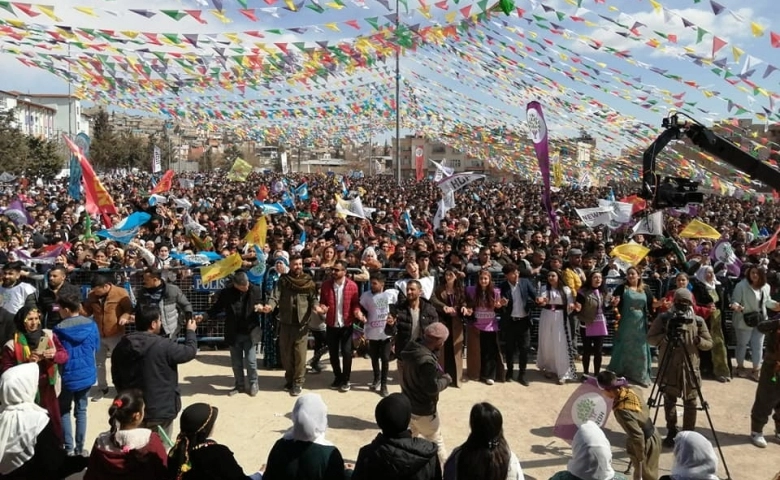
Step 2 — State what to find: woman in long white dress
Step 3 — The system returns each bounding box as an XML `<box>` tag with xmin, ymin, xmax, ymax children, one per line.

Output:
<box><xmin>536</xmin><ymin>269</ymin><xmax>577</xmax><ymax>384</ymax></box>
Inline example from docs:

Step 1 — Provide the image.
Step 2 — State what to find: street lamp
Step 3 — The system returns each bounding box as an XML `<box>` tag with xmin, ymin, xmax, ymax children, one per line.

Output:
<box><xmin>22</xmin><ymin>97</ymin><xmax>31</xmax><ymax>136</ymax></box>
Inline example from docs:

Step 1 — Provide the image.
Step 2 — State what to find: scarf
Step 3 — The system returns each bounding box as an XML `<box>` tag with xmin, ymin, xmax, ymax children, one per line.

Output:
<box><xmin>144</xmin><ymin>282</ymin><xmax>166</xmax><ymax>304</ymax></box>
<box><xmin>12</xmin><ymin>332</ymin><xmax>57</xmax><ymax>396</ymax></box>
<box><xmin>280</xmin><ymin>272</ymin><xmax>316</xmax><ymax>294</ymax></box>
<box><xmin>612</xmin><ymin>387</ymin><xmax>643</xmax><ymax>414</ymax></box>
<box><xmin>0</xmin><ymin>364</ymin><xmax>50</xmax><ymax>475</ymax></box>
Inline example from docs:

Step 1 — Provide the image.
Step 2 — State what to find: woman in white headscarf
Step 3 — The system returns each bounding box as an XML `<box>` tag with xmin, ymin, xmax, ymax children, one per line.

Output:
<box><xmin>263</xmin><ymin>394</ymin><xmax>350</xmax><ymax>480</ymax></box>
<box><xmin>659</xmin><ymin>431</ymin><xmax>718</xmax><ymax>480</ymax></box>
<box><xmin>0</xmin><ymin>363</ymin><xmax>87</xmax><ymax>479</ymax></box>
<box><xmin>549</xmin><ymin>421</ymin><xmax>627</xmax><ymax>480</ymax></box>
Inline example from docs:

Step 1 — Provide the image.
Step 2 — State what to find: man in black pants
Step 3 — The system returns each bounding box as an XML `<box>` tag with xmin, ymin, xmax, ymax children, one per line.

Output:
<box><xmin>357</xmin><ymin>272</ymin><xmax>399</xmax><ymax>398</ymax></box>
<box><xmin>499</xmin><ymin>263</ymin><xmax>537</xmax><ymax>386</ymax></box>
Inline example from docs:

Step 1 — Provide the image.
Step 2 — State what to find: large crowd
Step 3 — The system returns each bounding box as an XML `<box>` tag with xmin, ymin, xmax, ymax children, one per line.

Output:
<box><xmin>0</xmin><ymin>170</ymin><xmax>779</xmax><ymax>479</ymax></box>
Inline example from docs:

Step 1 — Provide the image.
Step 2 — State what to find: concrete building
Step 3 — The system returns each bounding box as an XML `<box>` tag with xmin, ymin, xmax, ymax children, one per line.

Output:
<box><xmin>0</xmin><ymin>91</ymin><xmax>57</xmax><ymax>139</ymax></box>
<box><xmin>393</xmin><ymin>135</ymin><xmax>492</xmax><ymax>179</ymax></box>
<box><xmin>4</xmin><ymin>92</ymin><xmax>91</xmax><ymax>138</ymax></box>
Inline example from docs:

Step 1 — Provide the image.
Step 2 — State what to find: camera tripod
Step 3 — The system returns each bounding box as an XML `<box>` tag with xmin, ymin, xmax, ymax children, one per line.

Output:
<box><xmin>646</xmin><ymin>328</ymin><xmax>732</xmax><ymax>480</ymax></box>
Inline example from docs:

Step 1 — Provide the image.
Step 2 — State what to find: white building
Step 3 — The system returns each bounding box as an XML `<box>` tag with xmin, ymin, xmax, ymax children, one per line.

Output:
<box><xmin>3</xmin><ymin>91</ymin><xmax>90</xmax><ymax>138</ymax></box>
<box><xmin>0</xmin><ymin>90</ymin><xmax>57</xmax><ymax>139</ymax></box>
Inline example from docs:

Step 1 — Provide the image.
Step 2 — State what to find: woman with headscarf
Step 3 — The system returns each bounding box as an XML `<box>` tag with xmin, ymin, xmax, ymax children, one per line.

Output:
<box><xmin>352</xmin><ymin>393</ymin><xmax>441</xmax><ymax>480</ymax></box>
<box><xmin>0</xmin><ymin>363</ymin><xmax>87</xmax><ymax>479</ymax></box>
<box><xmin>167</xmin><ymin>402</ymin><xmax>260</xmax><ymax>480</ymax></box>
<box><xmin>262</xmin><ymin>255</ymin><xmax>289</xmax><ymax>369</ymax></box>
<box><xmin>443</xmin><ymin>402</ymin><xmax>524</xmax><ymax>480</ymax></box>
<box><xmin>549</xmin><ymin>421</ymin><xmax>627</xmax><ymax>480</ymax></box>
<box><xmin>0</xmin><ymin>306</ymin><xmax>68</xmax><ymax>442</ymax></box>
<box><xmin>263</xmin><ymin>394</ymin><xmax>350</xmax><ymax>480</ymax></box>
<box><xmin>695</xmin><ymin>266</ymin><xmax>730</xmax><ymax>383</ymax></box>
<box><xmin>658</xmin><ymin>431</ymin><xmax>718</xmax><ymax>480</ymax></box>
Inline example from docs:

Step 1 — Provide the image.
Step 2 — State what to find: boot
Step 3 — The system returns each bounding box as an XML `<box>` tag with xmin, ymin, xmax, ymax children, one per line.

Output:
<box><xmin>682</xmin><ymin>406</ymin><xmax>697</xmax><ymax>432</ymax></box>
<box><xmin>663</xmin><ymin>427</ymin><xmax>678</xmax><ymax>448</ymax></box>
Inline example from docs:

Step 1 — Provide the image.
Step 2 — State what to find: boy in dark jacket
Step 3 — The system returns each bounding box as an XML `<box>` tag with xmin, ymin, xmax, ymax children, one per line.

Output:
<box><xmin>53</xmin><ymin>292</ymin><xmax>100</xmax><ymax>456</ymax></box>
<box><xmin>111</xmin><ymin>305</ymin><xmax>197</xmax><ymax>439</ymax></box>
<box><xmin>352</xmin><ymin>393</ymin><xmax>441</xmax><ymax>480</ymax></box>
<box><xmin>399</xmin><ymin>322</ymin><xmax>452</xmax><ymax>467</ymax></box>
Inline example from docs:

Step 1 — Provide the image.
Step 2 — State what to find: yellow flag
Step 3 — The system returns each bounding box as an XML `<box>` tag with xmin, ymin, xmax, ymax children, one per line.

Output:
<box><xmin>200</xmin><ymin>253</ymin><xmax>243</xmax><ymax>283</ymax></box>
<box><xmin>611</xmin><ymin>243</ymin><xmax>650</xmax><ymax>266</ymax></box>
<box><xmin>227</xmin><ymin>158</ymin><xmax>252</xmax><ymax>182</ymax></box>
<box><xmin>750</xmin><ymin>22</ymin><xmax>765</xmax><ymax>37</ymax></box>
<box><xmin>245</xmin><ymin>216</ymin><xmax>267</xmax><ymax>247</ymax></box>
<box><xmin>679</xmin><ymin>219</ymin><xmax>721</xmax><ymax>240</ymax></box>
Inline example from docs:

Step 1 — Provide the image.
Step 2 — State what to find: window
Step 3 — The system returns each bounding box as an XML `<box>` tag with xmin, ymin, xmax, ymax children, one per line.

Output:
<box><xmin>450</xmin><ymin>159</ymin><xmax>461</xmax><ymax>168</ymax></box>
<box><xmin>432</xmin><ymin>144</ymin><xmax>446</xmax><ymax>154</ymax></box>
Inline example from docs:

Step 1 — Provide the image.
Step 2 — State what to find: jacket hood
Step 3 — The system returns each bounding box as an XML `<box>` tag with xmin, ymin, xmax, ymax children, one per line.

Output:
<box><xmin>121</xmin><ymin>331</ymin><xmax>160</xmax><ymax>356</ymax></box>
<box><xmin>53</xmin><ymin>317</ymin><xmax>96</xmax><ymax>344</ymax></box>
<box><xmin>399</xmin><ymin>339</ymin><xmax>434</xmax><ymax>364</ymax></box>
<box><xmin>89</xmin><ymin>429</ymin><xmax>154</xmax><ymax>473</ymax></box>
<box><xmin>362</xmin><ymin>434</ymin><xmax>438</xmax><ymax>477</ymax></box>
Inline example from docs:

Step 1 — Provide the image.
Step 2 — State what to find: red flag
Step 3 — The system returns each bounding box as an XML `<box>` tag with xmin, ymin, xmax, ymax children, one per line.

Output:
<box><xmin>747</xmin><ymin>227</ymin><xmax>780</xmax><ymax>256</ymax></box>
<box><xmin>63</xmin><ymin>135</ymin><xmax>117</xmax><ymax>223</ymax></box>
<box><xmin>256</xmin><ymin>184</ymin><xmax>269</xmax><ymax>201</ymax></box>
<box><xmin>619</xmin><ymin>194</ymin><xmax>647</xmax><ymax>215</ymax></box>
<box><xmin>151</xmin><ymin>169</ymin><xmax>174</xmax><ymax>194</ymax></box>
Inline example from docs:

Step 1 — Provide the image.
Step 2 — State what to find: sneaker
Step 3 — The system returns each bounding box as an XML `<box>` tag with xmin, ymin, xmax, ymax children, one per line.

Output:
<box><xmin>737</xmin><ymin>367</ymin><xmax>750</xmax><ymax>378</ymax></box>
<box><xmin>505</xmin><ymin>372</ymin><xmax>514</xmax><ymax>383</ymax></box>
<box><xmin>370</xmin><ymin>379</ymin><xmax>380</xmax><ymax>391</ymax></box>
<box><xmin>751</xmin><ymin>432</ymin><xmax>767</xmax><ymax>448</ymax></box>
<box><xmin>228</xmin><ymin>388</ymin><xmax>243</xmax><ymax>397</ymax></box>
<box><xmin>91</xmin><ymin>388</ymin><xmax>109</xmax><ymax>402</ymax></box>
<box><xmin>330</xmin><ymin>380</ymin><xmax>342</xmax><ymax>390</ymax></box>
<box><xmin>518</xmin><ymin>375</ymin><xmax>529</xmax><ymax>387</ymax></box>
<box><xmin>339</xmin><ymin>382</ymin><xmax>351</xmax><ymax>393</ymax></box>
<box><xmin>750</xmin><ymin>369</ymin><xmax>761</xmax><ymax>382</ymax></box>
<box><xmin>557</xmin><ymin>378</ymin><xmax>566</xmax><ymax>385</ymax></box>
<box><xmin>379</xmin><ymin>385</ymin><xmax>389</xmax><ymax>397</ymax></box>
<box><xmin>485</xmin><ymin>379</ymin><xmax>495</xmax><ymax>386</ymax></box>
<box><xmin>309</xmin><ymin>361</ymin><xmax>323</xmax><ymax>374</ymax></box>
<box><xmin>291</xmin><ymin>385</ymin><xmax>303</xmax><ymax>397</ymax></box>
<box><xmin>249</xmin><ymin>384</ymin><xmax>259</xmax><ymax>397</ymax></box>
<box><xmin>282</xmin><ymin>383</ymin><xmax>293</xmax><ymax>392</ymax></box>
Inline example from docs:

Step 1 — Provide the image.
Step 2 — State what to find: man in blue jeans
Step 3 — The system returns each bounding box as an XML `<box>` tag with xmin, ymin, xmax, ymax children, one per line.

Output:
<box><xmin>205</xmin><ymin>272</ymin><xmax>264</xmax><ymax>396</ymax></box>
<box><xmin>53</xmin><ymin>292</ymin><xmax>100</xmax><ymax>456</ymax></box>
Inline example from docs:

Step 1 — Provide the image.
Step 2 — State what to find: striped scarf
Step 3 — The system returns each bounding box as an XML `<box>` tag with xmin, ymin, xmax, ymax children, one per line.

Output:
<box><xmin>612</xmin><ymin>387</ymin><xmax>643</xmax><ymax>413</ymax></box>
<box><xmin>13</xmin><ymin>332</ymin><xmax>58</xmax><ymax>401</ymax></box>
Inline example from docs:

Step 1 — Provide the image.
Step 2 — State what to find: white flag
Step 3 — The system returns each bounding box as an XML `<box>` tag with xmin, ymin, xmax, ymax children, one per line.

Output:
<box><xmin>152</xmin><ymin>146</ymin><xmax>162</xmax><ymax>173</ymax></box>
<box><xmin>576</xmin><ymin>207</ymin><xmax>612</xmax><ymax>228</ymax></box>
<box><xmin>335</xmin><ymin>196</ymin><xmax>366</xmax><ymax>219</ymax></box>
<box><xmin>437</xmin><ymin>172</ymin><xmax>485</xmax><ymax>195</ymax></box>
<box><xmin>431</xmin><ymin>158</ymin><xmax>454</xmax><ymax>182</ymax></box>
<box><xmin>632</xmin><ymin>211</ymin><xmax>664</xmax><ymax>236</ymax></box>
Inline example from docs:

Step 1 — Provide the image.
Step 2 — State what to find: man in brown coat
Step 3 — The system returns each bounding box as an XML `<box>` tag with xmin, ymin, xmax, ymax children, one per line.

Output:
<box><xmin>648</xmin><ymin>288</ymin><xmax>713</xmax><ymax>447</ymax></box>
<box><xmin>749</xmin><ymin>316</ymin><xmax>780</xmax><ymax>448</ymax></box>
<box><xmin>82</xmin><ymin>274</ymin><xmax>133</xmax><ymax>401</ymax></box>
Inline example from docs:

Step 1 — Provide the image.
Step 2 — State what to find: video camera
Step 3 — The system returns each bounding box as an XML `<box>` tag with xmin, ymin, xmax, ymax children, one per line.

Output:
<box><xmin>666</xmin><ymin>310</ymin><xmax>694</xmax><ymax>341</ymax></box>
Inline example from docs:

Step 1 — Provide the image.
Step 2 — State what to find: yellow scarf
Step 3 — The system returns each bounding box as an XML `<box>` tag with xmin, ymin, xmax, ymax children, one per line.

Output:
<box><xmin>613</xmin><ymin>387</ymin><xmax>642</xmax><ymax>413</ymax></box>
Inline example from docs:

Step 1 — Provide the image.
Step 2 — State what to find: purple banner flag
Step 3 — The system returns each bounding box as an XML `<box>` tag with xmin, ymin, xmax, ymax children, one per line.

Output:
<box><xmin>553</xmin><ymin>376</ymin><xmax>613</xmax><ymax>444</ymax></box>
<box><xmin>711</xmin><ymin>239</ymin><xmax>742</xmax><ymax>276</ymax></box>
<box><xmin>526</xmin><ymin>101</ymin><xmax>557</xmax><ymax>236</ymax></box>
<box><xmin>2</xmin><ymin>199</ymin><xmax>33</xmax><ymax>226</ymax></box>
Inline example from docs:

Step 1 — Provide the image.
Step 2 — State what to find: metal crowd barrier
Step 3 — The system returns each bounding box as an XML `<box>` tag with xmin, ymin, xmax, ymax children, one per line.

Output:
<box><xmin>60</xmin><ymin>266</ymin><xmax>739</xmax><ymax>349</ymax></box>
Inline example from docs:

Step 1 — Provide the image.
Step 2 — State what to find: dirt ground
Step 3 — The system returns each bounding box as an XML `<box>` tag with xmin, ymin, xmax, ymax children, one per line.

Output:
<box><xmin>76</xmin><ymin>351</ymin><xmax>777</xmax><ymax>480</ymax></box>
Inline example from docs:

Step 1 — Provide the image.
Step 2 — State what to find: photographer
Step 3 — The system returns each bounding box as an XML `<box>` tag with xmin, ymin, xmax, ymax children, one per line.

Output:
<box><xmin>647</xmin><ymin>288</ymin><xmax>713</xmax><ymax>448</ymax></box>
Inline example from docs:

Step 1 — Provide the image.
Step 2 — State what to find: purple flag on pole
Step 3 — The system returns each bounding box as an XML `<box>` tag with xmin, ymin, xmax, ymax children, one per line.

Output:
<box><xmin>526</xmin><ymin>101</ymin><xmax>557</xmax><ymax>235</ymax></box>
<box><xmin>711</xmin><ymin>239</ymin><xmax>742</xmax><ymax>276</ymax></box>
<box><xmin>553</xmin><ymin>376</ymin><xmax>613</xmax><ymax>444</ymax></box>
<box><xmin>2</xmin><ymin>199</ymin><xmax>33</xmax><ymax>226</ymax></box>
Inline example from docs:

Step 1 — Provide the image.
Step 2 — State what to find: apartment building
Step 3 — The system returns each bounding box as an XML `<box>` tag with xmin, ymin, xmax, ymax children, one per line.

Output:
<box><xmin>0</xmin><ymin>91</ymin><xmax>57</xmax><ymax>139</ymax></box>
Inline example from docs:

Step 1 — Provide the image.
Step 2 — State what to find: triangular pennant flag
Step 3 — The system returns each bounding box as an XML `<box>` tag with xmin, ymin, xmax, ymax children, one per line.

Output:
<box><xmin>751</xmin><ymin>22</ymin><xmax>765</xmax><ymax>37</ymax></box>
<box><xmin>711</xmin><ymin>36</ymin><xmax>726</xmax><ymax>58</ymax></box>
<box><xmin>161</xmin><ymin>9</ymin><xmax>187</xmax><ymax>21</ymax></box>
<box><xmin>710</xmin><ymin>0</ymin><xmax>725</xmax><ymax>15</ymax></box>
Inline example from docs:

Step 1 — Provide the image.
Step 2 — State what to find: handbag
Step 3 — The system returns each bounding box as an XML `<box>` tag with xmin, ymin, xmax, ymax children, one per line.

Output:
<box><xmin>743</xmin><ymin>290</ymin><xmax>765</xmax><ymax>328</ymax></box>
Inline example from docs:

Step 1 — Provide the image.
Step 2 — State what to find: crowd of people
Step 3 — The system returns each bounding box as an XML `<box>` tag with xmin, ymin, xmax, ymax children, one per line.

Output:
<box><xmin>0</xmin><ymin>171</ymin><xmax>779</xmax><ymax>479</ymax></box>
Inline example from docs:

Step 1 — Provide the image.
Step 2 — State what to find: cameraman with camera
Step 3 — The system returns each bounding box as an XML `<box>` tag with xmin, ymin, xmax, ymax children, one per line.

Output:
<box><xmin>647</xmin><ymin>288</ymin><xmax>713</xmax><ymax>448</ymax></box>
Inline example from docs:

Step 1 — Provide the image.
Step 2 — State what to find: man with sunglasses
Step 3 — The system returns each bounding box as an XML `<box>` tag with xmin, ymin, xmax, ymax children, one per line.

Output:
<box><xmin>315</xmin><ymin>259</ymin><xmax>362</xmax><ymax>392</ymax></box>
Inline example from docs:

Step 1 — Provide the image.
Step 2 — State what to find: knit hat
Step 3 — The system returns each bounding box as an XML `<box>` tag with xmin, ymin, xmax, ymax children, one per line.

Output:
<box><xmin>179</xmin><ymin>403</ymin><xmax>218</xmax><ymax>438</ymax></box>
<box><xmin>424</xmin><ymin>322</ymin><xmax>449</xmax><ymax>343</ymax></box>
<box><xmin>375</xmin><ymin>393</ymin><xmax>411</xmax><ymax>437</ymax></box>
<box><xmin>673</xmin><ymin>288</ymin><xmax>693</xmax><ymax>303</ymax></box>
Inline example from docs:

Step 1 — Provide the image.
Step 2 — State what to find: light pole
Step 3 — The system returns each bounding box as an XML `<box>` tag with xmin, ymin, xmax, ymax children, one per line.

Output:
<box><xmin>394</xmin><ymin>0</ymin><xmax>401</xmax><ymax>186</ymax></box>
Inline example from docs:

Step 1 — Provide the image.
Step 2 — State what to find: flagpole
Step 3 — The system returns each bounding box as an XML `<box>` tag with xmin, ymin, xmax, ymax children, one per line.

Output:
<box><xmin>394</xmin><ymin>0</ymin><xmax>401</xmax><ymax>186</ymax></box>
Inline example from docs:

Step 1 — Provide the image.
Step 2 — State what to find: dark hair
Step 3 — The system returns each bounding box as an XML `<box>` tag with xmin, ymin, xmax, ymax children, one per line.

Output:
<box><xmin>435</xmin><ymin>267</ymin><xmax>464</xmax><ymax>306</ymax></box>
<box><xmin>596</xmin><ymin>370</ymin><xmax>617</xmax><ymax>389</ymax></box>
<box><xmin>369</xmin><ymin>271</ymin><xmax>386</xmax><ymax>283</ymax></box>
<box><xmin>471</xmin><ymin>269</ymin><xmax>496</xmax><ymax>309</ymax></box>
<box><xmin>231</xmin><ymin>271</ymin><xmax>249</xmax><ymax>286</ymax></box>
<box><xmin>135</xmin><ymin>305</ymin><xmax>161</xmax><ymax>331</ymax></box>
<box><xmin>108</xmin><ymin>390</ymin><xmax>145</xmax><ymax>448</ymax></box>
<box><xmin>456</xmin><ymin>403</ymin><xmax>511</xmax><ymax>480</ymax></box>
<box><xmin>169</xmin><ymin>403</ymin><xmax>219</xmax><ymax>477</ymax></box>
<box><xmin>90</xmin><ymin>274</ymin><xmax>111</xmax><ymax>289</ymax></box>
<box><xmin>746</xmin><ymin>266</ymin><xmax>767</xmax><ymax>288</ymax></box>
<box><xmin>3</xmin><ymin>261</ymin><xmax>23</xmax><ymax>272</ymax></box>
<box><xmin>57</xmin><ymin>293</ymin><xmax>82</xmax><ymax>313</ymax></box>
<box><xmin>501</xmin><ymin>263</ymin><xmax>518</xmax><ymax>275</ymax></box>
<box><xmin>289</xmin><ymin>254</ymin><xmax>303</xmax><ymax>263</ymax></box>
<box><xmin>144</xmin><ymin>268</ymin><xmax>163</xmax><ymax>280</ymax></box>
<box><xmin>334</xmin><ymin>259</ymin><xmax>348</xmax><ymax>270</ymax></box>
<box><xmin>583</xmin><ymin>270</ymin><xmax>606</xmax><ymax>294</ymax></box>
<box><xmin>48</xmin><ymin>265</ymin><xmax>68</xmax><ymax>277</ymax></box>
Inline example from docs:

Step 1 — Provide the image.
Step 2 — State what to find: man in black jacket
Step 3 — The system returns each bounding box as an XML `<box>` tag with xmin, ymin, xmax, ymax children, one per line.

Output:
<box><xmin>352</xmin><ymin>393</ymin><xmax>441</xmax><ymax>480</ymax></box>
<box><xmin>134</xmin><ymin>268</ymin><xmax>193</xmax><ymax>339</ymax></box>
<box><xmin>499</xmin><ymin>263</ymin><xmax>537</xmax><ymax>386</ymax></box>
<box><xmin>399</xmin><ymin>322</ymin><xmax>452</xmax><ymax>467</ymax></box>
<box><xmin>38</xmin><ymin>265</ymin><xmax>81</xmax><ymax>329</ymax></box>
<box><xmin>385</xmin><ymin>280</ymin><xmax>438</xmax><ymax>385</ymax></box>
<box><xmin>205</xmin><ymin>272</ymin><xmax>264</xmax><ymax>397</ymax></box>
<box><xmin>111</xmin><ymin>305</ymin><xmax>197</xmax><ymax>438</ymax></box>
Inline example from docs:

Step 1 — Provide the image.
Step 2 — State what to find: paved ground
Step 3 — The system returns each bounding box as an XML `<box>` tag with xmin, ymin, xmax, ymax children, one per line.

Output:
<box><xmin>75</xmin><ymin>351</ymin><xmax>776</xmax><ymax>480</ymax></box>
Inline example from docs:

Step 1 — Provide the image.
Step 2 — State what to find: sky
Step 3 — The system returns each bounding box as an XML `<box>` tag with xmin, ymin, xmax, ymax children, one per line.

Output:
<box><xmin>0</xmin><ymin>0</ymin><xmax>778</xmax><ymax>162</ymax></box>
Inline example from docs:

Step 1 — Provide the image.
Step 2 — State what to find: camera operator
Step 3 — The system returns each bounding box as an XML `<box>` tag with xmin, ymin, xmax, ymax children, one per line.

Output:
<box><xmin>647</xmin><ymin>288</ymin><xmax>713</xmax><ymax>448</ymax></box>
